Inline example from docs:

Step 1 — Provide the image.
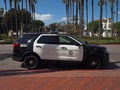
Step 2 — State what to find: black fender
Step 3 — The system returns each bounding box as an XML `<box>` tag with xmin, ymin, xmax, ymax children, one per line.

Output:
<box><xmin>22</xmin><ymin>51</ymin><xmax>41</xmax><ymax>61</ymax></box>
<box><xmin>82</xmin><ymin>54</ymin><xmax>103</xmax><ymax>65</ymax></box>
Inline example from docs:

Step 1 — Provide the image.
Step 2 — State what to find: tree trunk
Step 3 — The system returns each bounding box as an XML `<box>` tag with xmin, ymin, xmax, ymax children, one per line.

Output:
<box><xmin>86</xmin><ymin>0</ymin><xmax>88</xmax><ymax>36</ymax></box>
<box><xmin>111</xmin><ymin>2</ymin><xmax>114</xmax><ymax>37</ymax></box>
<box><xmin>99</xmin><ymin>1</ymin><xmax>103</xmax><ymax>38</ymax></box>
<box><xmin>75</xmin><ymin>1</ymin><xmax>78</xmax><ymax>34</ymax></box>
<box><xmin>91</xmin><ymin>0</ymin><xmax>94</xmax><ymax>37</ymax></box>
<box><xmin>4</xmin><ymin>0</ymin><xmax>8</xmax><ymax>34</ymax></box>
<box><xmin>15</xmin><ymin>1</ymin><xmax>18</xmax><ymax>37</ymax></box>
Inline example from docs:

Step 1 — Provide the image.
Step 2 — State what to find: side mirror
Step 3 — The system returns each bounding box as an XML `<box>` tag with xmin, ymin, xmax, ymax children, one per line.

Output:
<box><xmin>75</xmin><ymin>43</ymin><xmax>80</xmax><ymax>46</ymax></box>
<box><xmin>84</xmin><ymin>41</ymin><xmax>88</xmax><ymax>44</ymax></box>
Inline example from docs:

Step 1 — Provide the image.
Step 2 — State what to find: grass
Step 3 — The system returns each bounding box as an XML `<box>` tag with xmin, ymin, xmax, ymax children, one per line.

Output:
<box><xmin>80</xmin><ymin>37</ymin><xmax>120</xmax><ymax>44</ymax></box>
<box><xmin>0</xmin><ymin>36</ymin><xmax>16</xmax><ymax>44</ymax></box>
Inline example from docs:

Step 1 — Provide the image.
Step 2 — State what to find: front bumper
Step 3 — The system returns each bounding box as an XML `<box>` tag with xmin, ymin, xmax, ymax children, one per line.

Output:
<box><xmin>103</xmin><ymin>52</ymin><xmax>109</xmax><ymax>65</ymax></box>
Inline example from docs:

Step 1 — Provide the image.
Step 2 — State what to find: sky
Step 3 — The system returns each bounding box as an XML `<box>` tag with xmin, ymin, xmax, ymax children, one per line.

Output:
<box><xmin>0</xmin><ymin>0</ymin><xmax>120</xmax><ymax>25</ymax></box>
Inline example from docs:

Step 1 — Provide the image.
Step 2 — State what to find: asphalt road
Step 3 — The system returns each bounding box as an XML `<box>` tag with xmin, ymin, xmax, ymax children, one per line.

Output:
<box><xmin>0</xmin><ymin>44</ymin><xmax>22</xmax><ymax>69</ymax></box>
<box><xmin>0</xmin><ymin>44</ymin><xmax>120</xmax><ymax>70</ymax></box>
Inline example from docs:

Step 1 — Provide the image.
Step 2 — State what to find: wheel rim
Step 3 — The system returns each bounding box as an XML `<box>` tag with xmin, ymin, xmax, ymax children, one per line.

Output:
<box><xmin>25</xmin><ymin>56</ymin><xmax>38</xmax><ymax>69</ymax></box>
<box><xmin>86</xmin><ymin>57</ymin><xmax>101</xmax><ymax>69</ymax></box>
<box><xmin>27</xmin><ymin>59</ymin><xmax>36</xmax><ymax>67</ymax></box>
<box><xmin>90</xmin><ymin>60</ymin><xmax>100</xmax><ymax>68</ymax></box>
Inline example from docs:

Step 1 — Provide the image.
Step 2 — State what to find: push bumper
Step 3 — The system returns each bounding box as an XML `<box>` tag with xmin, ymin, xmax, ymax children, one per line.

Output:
<box><xmin>103</xmin><ymin>52</ymin><xmax>109</xmax><ymax>65</ymax></box>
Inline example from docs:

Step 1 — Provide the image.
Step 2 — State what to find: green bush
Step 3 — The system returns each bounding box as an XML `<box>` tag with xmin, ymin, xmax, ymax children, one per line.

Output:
<box><xmin>0</xmin><ymin>36</ymin><xmax>17</xmax><ymax>44</ymax></box>
<box><xmin>79</xmin><ymin>37</ymin><xmax>120</xmax><ymax>44</ymax></box>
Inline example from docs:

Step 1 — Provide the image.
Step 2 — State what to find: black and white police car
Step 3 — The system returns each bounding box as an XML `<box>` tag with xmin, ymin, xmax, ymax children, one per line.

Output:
<box><xmin>12</xmin><ymin>33</ymin><xmax>109</xmax><ymax>69</ymax></box>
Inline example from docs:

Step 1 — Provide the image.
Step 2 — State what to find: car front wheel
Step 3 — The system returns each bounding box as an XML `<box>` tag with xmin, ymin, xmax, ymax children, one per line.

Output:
<box><xmin>84</xmin><ymin>56</ymin><xmax>102</xmax><ymax>69</ymax></box>
<box><xmin>24</xmin><ymin>55</ymin><xmax>39</xmax><ymax>70</ymax></box>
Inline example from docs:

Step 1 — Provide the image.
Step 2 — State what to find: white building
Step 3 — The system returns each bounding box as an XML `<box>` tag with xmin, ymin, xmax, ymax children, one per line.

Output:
<box><xmin>102</xmin><ymin>18</ymin><xmax>112</xmax><ymax>37</ymax></box>
<box><xmin>83</xmin><ymin>18</ymin><xmax>113</xmax><ymax>37</ymax></box>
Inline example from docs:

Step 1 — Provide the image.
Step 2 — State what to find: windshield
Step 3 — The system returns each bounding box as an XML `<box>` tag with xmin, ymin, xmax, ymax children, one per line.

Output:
<box><xmin>70</xmin><ymin>35</ymin><xmax>83</xmax><ymax>44</ymax></box>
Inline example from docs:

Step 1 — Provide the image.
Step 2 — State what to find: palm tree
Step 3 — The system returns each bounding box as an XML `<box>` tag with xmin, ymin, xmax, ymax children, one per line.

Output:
<box><xmin>86</xmin><ymin>0</ymin><xmax>88</xmax><ymax>35</ymax></box>
<box><xmin>108</xmin><ymin>0</ymin><xmax>115</xmax><ymax>37</ymax></box>
<box><xmin>79</xmin><ymin>0</ymin><xmax>84</xmax><ymax>37</ymax></box>
<box><xmin>9</xmin><ymin>0</ymin><xmax>13</xmax><ymax>31</ymax></box>
<box><xmin>14</xmin><ymin>0</ymin><xmax>20</xmax><ymax>37</ymax></box>
<box><xmin>104</xmin><ymin>0</ymin><xmax>108</xmax><ymax>19</ymax></box>
<box><xmin>4</xmin><ymin>0</ymin><xmax>7</xmax><ymax>13</ymax></box>
<box><xmin>21</xmin><ymin>0</ymin><xmax>24</xmax><ymax>22</ymax></box>
<box><xmin>63</xmin><ymin>0</ymin><xmax>70</xmax><ymax>25</ymax></box>
<box><xmin>31</xmin><ymin>0</ymin><xmax>37</xmax><ymax>20</ymax></box>
<box><xmin>25</xmin><ymin>0</ymin><xmax>28</xmax><ymax>28</ymax></box>
<box><xmin>28</xmin><ymin>0</ymin><xmax>37</xmax><ymax>31</ymax></box>
<box><xmin>91</xmin><ymin>0</ymin><xmax>94</xmax><ymax>37</ymax></box>
<box><xmin>69</xmin><ymin>0</ymin><xmax>72</xmax><ymax>24</ymax></box>
<box><xmin>19</xmin><ymin>0</ymin><xmax>24</xmax><ymax>35</ymax></box>
<box><xmin>72</xmin><ymin>0</ymin><xmax>75</xmax><ymax>32</ymax></box>
<box><xmin>116</xmin><ymin>0</ymin><xmax>118</xmax><ymax>23</ymax></box>
<box><xmin>31</xmin><ymin>3</ymin><xmax>35</xmax><ymax>21</ymax></box>
<box><xmin>0</xmin><ymin>7</ymin><xmax>4</xmax><ymax>35</ymax></box>
<box><xmin>9</xmin><ymin>0</ymin><xmax>13</xmax><ymax>10</ymax></box>
<box><xmin>75</xmin><ymin>0</ymin><xmax>79</xmax><ymax>33</ymax></box>
<box><xmin>4</xmin><ymin>0</ymin><xmax>8</xmax><ymax>33</ymax></box>
<box><xmin>0</xmin><ymin>8</ymin><xmax>4</xmax><ymax>17</ymax></box>
<box><xmin>115</xmin><ymin>0</ymin><xmax>118</xmax><ymax>37</ymax></box>
<box><xmin>98</xmin><ymin>0</ymin><xmax>104</xmax><ymax>38</ymax></box>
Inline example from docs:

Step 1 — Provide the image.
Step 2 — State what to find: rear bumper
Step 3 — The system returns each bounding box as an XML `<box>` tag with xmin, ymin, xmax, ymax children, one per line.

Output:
<box><xmin>12</xmin><ymin>55</ymin><xmax>23</xmax><ymax>62</ymax></box>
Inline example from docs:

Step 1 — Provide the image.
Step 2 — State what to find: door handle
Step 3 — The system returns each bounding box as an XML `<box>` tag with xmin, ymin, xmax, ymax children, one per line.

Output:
<box><xmin>61</xmin><ymin>47</ymin><xmax>67</xmax><ymax>50</ymax></box>
<box><xmin>36</xmin><ymin>45</ymin><xmax>41</xmax><ymax>48</ymax></box>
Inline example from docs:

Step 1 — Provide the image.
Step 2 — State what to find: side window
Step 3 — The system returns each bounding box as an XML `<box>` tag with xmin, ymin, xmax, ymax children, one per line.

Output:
<box><xmin>59</xmin><ymin>36</ymin><xmax>79</xmax><ymax>45</ymax></box>
<box><xmin>16</xmin><ymin>34</ymin><xmax>37</xmax><ymax>44</ymax></box>
<box><xmin>37</xmin><ymin>36</ymin><xmax>59</xmax><ymax>44</ymax></box>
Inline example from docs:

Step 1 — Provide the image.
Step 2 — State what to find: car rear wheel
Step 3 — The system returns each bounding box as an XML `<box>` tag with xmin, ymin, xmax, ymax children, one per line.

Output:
<box><xmin>84</xmin><ymin>56</ymin><xmax>102</xmax><ymax>69</ymax></box>
<box><xmin>24</xmin><ymin>55</ymin><xmax>39</xmax><ymax>70</ymax></box>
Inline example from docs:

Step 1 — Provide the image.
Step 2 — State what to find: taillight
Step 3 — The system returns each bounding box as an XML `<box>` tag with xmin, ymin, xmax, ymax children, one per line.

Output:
<box><xmin>13</xmin><ymin>43</ymin><xmax>20</xmax><ymax>48</ymax></box>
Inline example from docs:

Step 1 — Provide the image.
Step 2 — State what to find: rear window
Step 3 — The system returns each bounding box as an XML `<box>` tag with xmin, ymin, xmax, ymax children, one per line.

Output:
<box><xmin>16</xmin><ymin>34</ymin><xmax>38</xmax><ymax>44</ymax></box>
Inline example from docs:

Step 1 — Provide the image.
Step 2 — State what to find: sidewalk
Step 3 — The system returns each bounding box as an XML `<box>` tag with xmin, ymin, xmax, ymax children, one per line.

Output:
<box><xmin>0</xmin><ymin>69</ymin><xmax>120</xmax><ymax>90</ymax></box>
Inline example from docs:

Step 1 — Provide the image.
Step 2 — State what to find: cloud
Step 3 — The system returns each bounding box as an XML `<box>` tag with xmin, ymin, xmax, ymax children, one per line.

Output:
<box><xmin>34</xmin><ymin>13</ymin><xmax>67</xmax><ymax>25</ymax></box>
<box><xmin>35</xmin><ymin>13</ymin><xmax>54</xmax><ymax>25</ymax></box>
<box><xmin>60</xmin><ymin>17</ymin><xmax>67</xmax><ymax>22</ymax></box>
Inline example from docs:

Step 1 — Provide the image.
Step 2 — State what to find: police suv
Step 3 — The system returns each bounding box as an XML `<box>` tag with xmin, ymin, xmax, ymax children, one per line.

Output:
<box><xmin>12</xmin><ymin>33</ymin><xmax>109</xmax><ymax>69</ymax></box>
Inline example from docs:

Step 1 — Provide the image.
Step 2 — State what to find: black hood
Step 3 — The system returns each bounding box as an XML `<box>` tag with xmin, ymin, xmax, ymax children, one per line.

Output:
<box><xmin>86</xmin><ymin>44</ymin><xmax>106</xmax><ymax>49</ymax></box>
<box><xmin>83</xmin><ymin>43</ymin><xmax>106</xmax><ymax>49</ymax></box>
<box><xmin>82</xmin><ymin>43</ymin><xmax>107</xmax><ymax>56</ymax></box>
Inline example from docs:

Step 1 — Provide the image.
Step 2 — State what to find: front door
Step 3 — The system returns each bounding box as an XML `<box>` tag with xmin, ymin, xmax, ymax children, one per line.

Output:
<box><xmin>57</xmin><ymin>36</ymin><xmax>83</xmax><ymax>61</ymax></box>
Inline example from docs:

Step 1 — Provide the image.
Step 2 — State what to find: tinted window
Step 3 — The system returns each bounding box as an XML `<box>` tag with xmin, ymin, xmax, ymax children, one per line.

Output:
<box><xmin>16</xmin><ymin>34</ymin><xmax>37</xmax><ymax>44</ymax></box>
<box><xmin>37</xmin><ymin>36</ymin><xmax>59</xmax><ymax>44</ymax></box>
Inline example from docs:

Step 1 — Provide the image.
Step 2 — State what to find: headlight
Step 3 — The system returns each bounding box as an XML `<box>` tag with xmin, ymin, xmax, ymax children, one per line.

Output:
<box><xmin>102</xmin><ymin>48</ymin><xmax>108</xmax><ymax>53</ymax></box>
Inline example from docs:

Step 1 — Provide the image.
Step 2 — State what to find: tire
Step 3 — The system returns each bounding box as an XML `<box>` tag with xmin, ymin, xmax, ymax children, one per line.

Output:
<box><xmin>24</xmin><ymin>55</ymin><xmax>39</xmax><ymax>70</ymax></box>
<box><xmin>84</xmin><ymin>56</ymin><xmax>102</xmax><ymax>69</ymax></box>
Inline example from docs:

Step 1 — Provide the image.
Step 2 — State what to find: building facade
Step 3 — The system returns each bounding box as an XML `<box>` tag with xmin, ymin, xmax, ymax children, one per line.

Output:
<box><xmin>102</xmin><ymin>18</ymin><xmax>112</xmax><ymax>37</ymax></box>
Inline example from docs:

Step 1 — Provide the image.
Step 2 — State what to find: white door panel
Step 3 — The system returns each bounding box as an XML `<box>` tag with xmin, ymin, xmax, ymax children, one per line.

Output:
<box><xmin>34</xmin><ymin>44</ymin><xmax>58</xmax><ymax>60</ymax></box>
<box><xmin>57</xmin><ymin>45</ymin><xmax>83</xmax><ymax>61</ymax></box>
<box><xmin>33</xmin><ymin>34</ymin><xmax>84</xmax><ymax>61</ymax></box>
<box><xmin>34</xmin><ymin>43</ymin><xmax>83</xmax><ymax>61</ymax></box>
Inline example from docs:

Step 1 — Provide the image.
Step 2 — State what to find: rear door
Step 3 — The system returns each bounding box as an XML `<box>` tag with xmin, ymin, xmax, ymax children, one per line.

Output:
<box><xmin>33</xmin><ymin>35</ymin><xmax>59</xmax><ymax>60</ymax></box>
